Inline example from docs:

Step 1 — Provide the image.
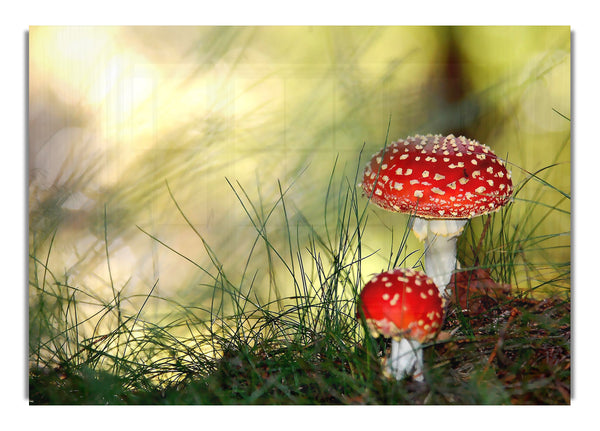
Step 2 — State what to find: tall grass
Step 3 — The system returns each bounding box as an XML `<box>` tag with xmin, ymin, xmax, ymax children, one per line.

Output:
<box><xmin>29</xmin><ymin>151</ymin><xmax>368</xmax><ymax>401</ymax></box>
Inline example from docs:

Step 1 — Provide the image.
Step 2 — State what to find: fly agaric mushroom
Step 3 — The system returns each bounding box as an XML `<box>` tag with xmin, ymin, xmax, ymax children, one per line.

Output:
<box><xmin>357</xmin><ymin>268</ymin><xmax>443</xmax><ymax>381</ymax></box>
<box><xmin>361</xmin><ymin>134</ymin><xmax>513</xmax><ymax>297</ymax></box>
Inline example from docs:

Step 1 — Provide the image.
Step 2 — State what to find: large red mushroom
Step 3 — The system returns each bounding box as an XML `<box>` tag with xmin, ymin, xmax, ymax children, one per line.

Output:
<box><xmin>357</xmin><ymin>268</ymin><xmax>443</xmax><ymax>381</ymax></box>
<box><xmin>361</xmin><ymin>134</ymin><xmax>513</xmax><ymax>297</ymax></box>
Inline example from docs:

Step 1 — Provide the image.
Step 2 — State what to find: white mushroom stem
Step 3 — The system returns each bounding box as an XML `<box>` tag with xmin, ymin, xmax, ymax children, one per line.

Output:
<box><xmin>412</xmin><ymin>217</ymin><xmax>468</xmax><ymax>297</ymax></box>
<box><xmin>387</xmin><ymin>338</ymin><xmax>424</xmax><ymax>381</ymax></box>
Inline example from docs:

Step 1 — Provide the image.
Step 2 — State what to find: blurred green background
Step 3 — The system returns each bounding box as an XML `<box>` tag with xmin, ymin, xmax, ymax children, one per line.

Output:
<box><xmin>29</xmin><ymin>26</ymin><xmax>570</xmax><ymax>340</ymax></box>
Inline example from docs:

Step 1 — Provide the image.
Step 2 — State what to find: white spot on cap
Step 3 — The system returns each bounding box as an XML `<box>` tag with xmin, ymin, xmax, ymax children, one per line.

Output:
<box><xmin>422</xmin><ymin>171</ymin><xmax>430</xmax><ymax>178</ymax></box>
<box><xmin>404</xmin><ymin>169</ymin><xmax>413</xmax><ymax>175</ymax></box>
<box><xmin>475</xmin><ymin>186</ymin><xmax>486</xmax><ymax>194</ymax></box>
<box><xmin>414</xmin><ymin>190</ymin><xmax>424</xmax><ymax>198</ymax></box>
<box><xmin>394</xmin><ymin>182</ymin><xmax>403</xmax><ymax>190</ymax></box>
<box><xmin>434</xmin><ymin>173</ymin><xmax>445</xmax><ymax>180</ymax></box>
<box><xmin>431</xmin><ymin>187</ymin><xmax>445</xmax><ymax>195</ymax></box>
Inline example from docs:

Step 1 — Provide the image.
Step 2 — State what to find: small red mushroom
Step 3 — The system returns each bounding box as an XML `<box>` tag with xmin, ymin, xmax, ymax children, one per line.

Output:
<box><xmin>361</xmin><ymin>134</ymin><xmax>513</xmax><ymax>296</ymax></box>
<box><xmin>357</xmin><ymin>268</ymin><xmax>443</xmax><ymax>381</ymax></box>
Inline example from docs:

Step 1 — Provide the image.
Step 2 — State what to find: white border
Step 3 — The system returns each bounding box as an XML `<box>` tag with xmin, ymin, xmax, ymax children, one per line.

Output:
<box><xmin>5</xmin><ymin>1</ymin><xmax>596</xmax><ymax>427</ymax></box>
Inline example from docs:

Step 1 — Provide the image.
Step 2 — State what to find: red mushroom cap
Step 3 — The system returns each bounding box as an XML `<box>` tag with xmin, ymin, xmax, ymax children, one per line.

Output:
<box><xmin>361</xmin><ymin>134</ymin><xmax>513</xmax><ymax>219</ymax></box>
<box><xmin>357</xmin><ymin>268</ymin><xmax>443</xmax><ymax>343</ymax></box>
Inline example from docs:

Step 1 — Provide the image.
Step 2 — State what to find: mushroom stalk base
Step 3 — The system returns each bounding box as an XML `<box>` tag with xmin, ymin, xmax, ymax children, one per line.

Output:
<box><xmin>424</xmin><ymin>234</ymin><xmax>459</xmax><ymax>297</ymax></box>
<box><xmin>387</xmin><ymin>338</ymin><xmax>424</xmax><ymax>381</ymax></box>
